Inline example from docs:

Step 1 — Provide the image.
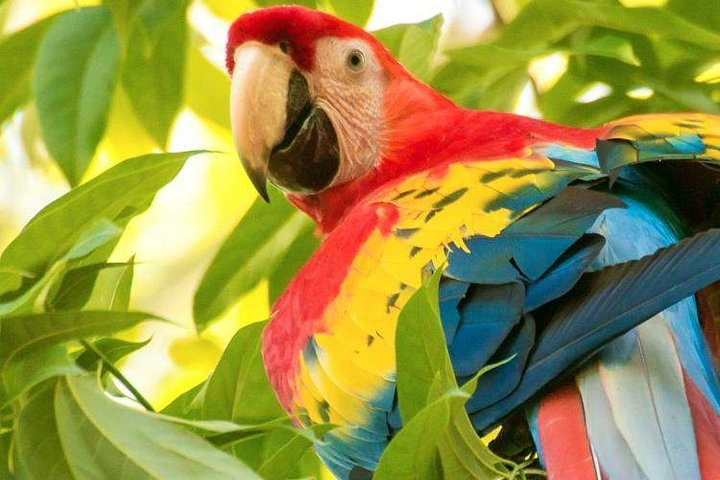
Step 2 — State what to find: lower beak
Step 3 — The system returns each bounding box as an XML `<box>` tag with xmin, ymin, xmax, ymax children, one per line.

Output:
<box><xmin>230</xmin><ymin>43</ymin><xmax>340</xmax><ymax>201</ymax></box>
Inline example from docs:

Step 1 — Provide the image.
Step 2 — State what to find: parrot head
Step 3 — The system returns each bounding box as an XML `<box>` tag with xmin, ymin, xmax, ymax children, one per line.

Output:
<box><xmin>226</xmin><ymin>6</ymin><xmax>455</xmax><ymax>227</ymax></box>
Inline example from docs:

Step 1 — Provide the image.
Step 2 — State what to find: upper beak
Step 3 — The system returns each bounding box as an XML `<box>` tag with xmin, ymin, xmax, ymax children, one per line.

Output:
<box><xmin>230</xmin><ymin>43</ymin><xmax>290</xmax><ymax>202</ymax></box>
<box><xmin>230</xmin><ymin>42</ymin><xmax>340</xmax><ymax>202</ymax></box>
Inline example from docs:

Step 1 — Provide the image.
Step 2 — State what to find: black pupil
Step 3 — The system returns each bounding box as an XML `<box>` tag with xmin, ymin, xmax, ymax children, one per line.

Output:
<box><xmin>350</xmin><ymin>53</ymin><xmax>361</xmax><ymax>67</ymax></box>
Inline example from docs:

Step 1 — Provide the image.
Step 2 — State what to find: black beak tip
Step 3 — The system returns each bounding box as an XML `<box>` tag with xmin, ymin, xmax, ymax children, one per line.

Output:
<box><xmin>242</xmin><ymin>161</ymin><xmax>270</xmax><ymax>203</ymax></box>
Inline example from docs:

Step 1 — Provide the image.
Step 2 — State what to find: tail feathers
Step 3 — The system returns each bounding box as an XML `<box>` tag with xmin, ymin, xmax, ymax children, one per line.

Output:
<box><xmin>583</xmin><ymin>319</ymin><xmax>700</xmax><ymax>480</ymax></box>
<box><xmin>575</xmin><ymin>366</ymin><xmax>647</xmax><ymax>480</ymax></box>
<box><xmin>535</xmin><ymin>382</ymin><xmax>598</xmax><ymax>480</ymax></box>
<box><xmin>684</xmin><ymin>370</ymin><xmax>720</xmax><ymax>478</ymax></box>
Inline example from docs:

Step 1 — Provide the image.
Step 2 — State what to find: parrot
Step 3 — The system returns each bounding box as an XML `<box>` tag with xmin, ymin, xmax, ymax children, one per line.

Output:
<box><xmin>226</xmin><ymin>6</ymin><xmax>720</xmax><ymax>479</ymax></box>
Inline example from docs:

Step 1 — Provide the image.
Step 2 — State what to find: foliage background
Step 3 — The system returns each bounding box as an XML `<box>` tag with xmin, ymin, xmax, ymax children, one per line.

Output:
<box><xmin>0</xmin><ymin>0</ymin><xmax>718</xmax><ymax>478</ymax></box>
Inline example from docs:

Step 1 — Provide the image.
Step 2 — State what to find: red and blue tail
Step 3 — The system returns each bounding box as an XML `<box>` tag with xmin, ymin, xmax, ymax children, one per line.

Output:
<box><xmin>531</xmin><ymin>191</ymin><xmax>720</xmax><ymax>479</ymax></box>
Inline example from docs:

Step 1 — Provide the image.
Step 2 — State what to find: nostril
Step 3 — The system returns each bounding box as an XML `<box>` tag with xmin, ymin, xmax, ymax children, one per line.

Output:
<box><xmin>279</xmin><ymin>40</ymin><xmax>290</xmax><ymax>54</ymax></box>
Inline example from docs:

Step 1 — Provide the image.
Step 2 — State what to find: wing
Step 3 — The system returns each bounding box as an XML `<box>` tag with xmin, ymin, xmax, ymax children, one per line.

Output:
<box><xmin>276</xmin><ymin>113</ymin><xmax>720</xmax><ymax>478</ymax></box>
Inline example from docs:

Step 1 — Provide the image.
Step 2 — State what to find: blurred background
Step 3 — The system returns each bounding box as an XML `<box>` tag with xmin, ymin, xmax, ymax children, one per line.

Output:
<box><xmin>1</xmin><ymin>0</ymin><xmax>717</xmax><ymax>408</ymax></box>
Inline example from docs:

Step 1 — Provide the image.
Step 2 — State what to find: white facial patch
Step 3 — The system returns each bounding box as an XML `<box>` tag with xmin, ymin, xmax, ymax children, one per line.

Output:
<box><xmin>311</xmin><ymin>37</ymin><xmax>387</xmax><ymax>186</ymax></box>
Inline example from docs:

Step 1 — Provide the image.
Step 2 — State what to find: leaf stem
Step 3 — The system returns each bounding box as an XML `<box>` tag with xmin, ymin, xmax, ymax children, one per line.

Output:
<box><xmin>80</xmin><ymin>339</ymin><xmax>155</xmax><ymax>412</ymax></box>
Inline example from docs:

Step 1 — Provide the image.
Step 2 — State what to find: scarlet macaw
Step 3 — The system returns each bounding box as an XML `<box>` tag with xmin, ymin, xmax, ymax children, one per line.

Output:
<box><xmin>226</xmin><ymin>7</ymin><xmax>720</xmax><ymax>479</ymax></box>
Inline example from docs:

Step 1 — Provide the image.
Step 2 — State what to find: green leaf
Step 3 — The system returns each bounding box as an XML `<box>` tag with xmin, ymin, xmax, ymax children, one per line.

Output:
<box><xmin>495</xmin><ymin>0</ymin><xmax>720</xmax><ymax>50</ymax></box>
<box><xmin>200</xmin><ymin>321</ymin><xmax>327</xmax><ymax>475</ymax></box>
<box><xmin>122</xmin><ymin>0</ymin><xmax>190</xmax><ymax>146</ymax></box>
<box><xmin>569</xmin><ymin>34</ymin><xmax>640</xmax><ymax>66</ymax></box>
<box><xmin>0</xmin><ymin>220</ymin><xmax>125</xmax><ymax>318</ymax></box>
<box><xmin>185</xmin><ymin>43</ymin><xmax>231</xmax><ymax>130</ymax></box>
<box><xmin>194</xmin><ymin>187</ymin><xmax>315</xmax><ymax>331</ymax></box>
<box><xmin>33</xmin><ymin>6</ymin><xmax>121</xmax><ymax>185</ymax></box>
<box><xmin>256</xmin><ymin>425</ymin><xmax>334</xmax><ymax>479</ymax></box>
<box><xmin>396</xmin><ymin>269</ymin><xmax>454</xmax><ymax>422</ymax></box>
<box><xmin>374</xmin><ymin>15</ymin><xmax>443</xmax><ymax>82</ymax></box>
<box><xmin>389</xmin><ymin>271</ymin><xmax>517</xmax><ymax>479</ymax></box>
<box><xmin>268</xmin><ymin>220</ymin><xmax>319</xmax><ymax>304</ymax></box>
<box><xmin>103</xmin><ymin>0</ymin><xmax>139</xmax><ymax>47</ymax></box>
<box><xmin>161</xmin><ymin>381</ymin><xmax>207</xmax><ymax>420</ymax></box>
<box><xmin>327</xmin><ymin>0</ymin><xmax>374</xmax><ymax>27</ymax></box>
<box><xmin>1</xmin><ymin>346</ymin><xmax>81</xmax><ymax>407</ymax></box>
<box><xmin>203</xmin><ymin>321</ymin><xmax>285</xmax><ymax>424</ymax></box>
<box><xmin>19</xmin><ymin>375</ymin><xmax>262</xmax><ymax>479</ymax></box>
<box><xmin>75</xmin><ymin>337</ymin><xmax>151</xmax><ymax>371</ymax></box>
<box><xmin>0</xmin><ymin>15</ymin><xmax>58</xmax><ymax>125</ymax></box>
<box><xmin>374</xmin><ymin>392</ymin><xmax>461</xmax><ymax>480</ymax></box>
<box><xmin>13</xmin><ymin>382</ymin><xmax>74</xmax><ymax>480</ymax></box>
<box><xmin>0</xmin><ymin>151</ymin><xmax>201</xmax><ymax>298</ymax></box>
<box><xmin>46</xmin><ymin>260</ymin><xmax>135</xmax><ymax>312</ymax></box>
<box><xmin>0</xmin><ymin>311</ymin><xmax>157</xmax><ymax>370</ymax></box>
<box><xmin>0</xmin><ymin>431</ymin><xmax>12</xmax><ymax>480</ymax></box>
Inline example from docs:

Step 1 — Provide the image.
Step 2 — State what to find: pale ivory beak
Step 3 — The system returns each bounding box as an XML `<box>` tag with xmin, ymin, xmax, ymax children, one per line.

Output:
<box><xmin>230</xmin><ymin>42</ymin><xmax>294</xmax><ymax>201</ymax></box>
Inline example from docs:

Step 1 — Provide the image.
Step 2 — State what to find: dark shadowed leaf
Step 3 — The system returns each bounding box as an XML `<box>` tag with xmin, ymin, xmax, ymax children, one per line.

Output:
<box><xmin>46</xmin><ymin>260</ymin><xmax>135</xmax><ymax>312</ymax></box>
<box><xmin>33</xmin><ymin>6</ymin><xmax>120</xmax><ymax>185</ymax></box>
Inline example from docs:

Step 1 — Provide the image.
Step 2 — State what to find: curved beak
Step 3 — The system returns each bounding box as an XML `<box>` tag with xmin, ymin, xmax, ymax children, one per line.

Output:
<box><xmin>230</xmin><ymin>43</ymin><xmax>340</xmax><ymax>202</ymax></box>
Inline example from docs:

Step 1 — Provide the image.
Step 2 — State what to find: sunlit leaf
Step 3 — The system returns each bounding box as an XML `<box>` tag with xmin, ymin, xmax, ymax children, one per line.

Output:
<box><xmin>0</xmin><ymin>14</ymin><xmax>57</xmax><ymax>126</ymax></box>
<box><xmin>0</xmin><ymin>151</ymin><xmax>202</xmax><ymax>298</ymax></box>
<box><xmin>33</xmin><ymin>6</ymin><xmax>121</xmax><ymax>185</ymax></box>
<box><xmin>374</xmin><ymin>15</ymin><xmax>442</xmax><ymax>82</ymax></box>
<box><xmin>122</xmin><ymin>0</ymin><xmax>190</xmax><ymax>146</ymax></box>
<box><xmin>194</xmin><ymin>188</ymin><xmax>315</xmax><ymax>330</ymax></box>
<box><xmin>185</xmin><ymin>44</ymin><xmax>231</xmax><ymax>130</ymax></box>
<box><xmin>327</xmin><ymin>0</ymin><xmax>374</xmax><ymax>27</ymax></box>
<box><xmin>202</xmin><ymin>0</ymin><xmax>254</xmax><ymax>21</ymax></box>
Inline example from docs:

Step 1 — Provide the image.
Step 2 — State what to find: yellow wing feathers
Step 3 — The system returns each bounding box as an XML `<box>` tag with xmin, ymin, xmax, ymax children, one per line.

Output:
<box><xmin>293</xmin><ymin>156</ymin><xmax>574</xmax><ymax>430</ymax></box>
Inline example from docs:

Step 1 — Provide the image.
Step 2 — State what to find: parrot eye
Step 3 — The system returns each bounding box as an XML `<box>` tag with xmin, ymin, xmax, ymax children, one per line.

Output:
<box><xmin>279</xmin><ymin>40</ymin><xmax>290</xmax><ymax>54</ymax></box>
<box><xmin>346</xmin><ymin>49</ymin><xmax>365</xmax><ymax>72</ymax></box>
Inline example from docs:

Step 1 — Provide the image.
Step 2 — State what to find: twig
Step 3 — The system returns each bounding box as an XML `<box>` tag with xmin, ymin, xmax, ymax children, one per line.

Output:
<box><xmin>80</xmin><ymin>339</ymin><xmax>155</xmax><ymax>412</ymax></box>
